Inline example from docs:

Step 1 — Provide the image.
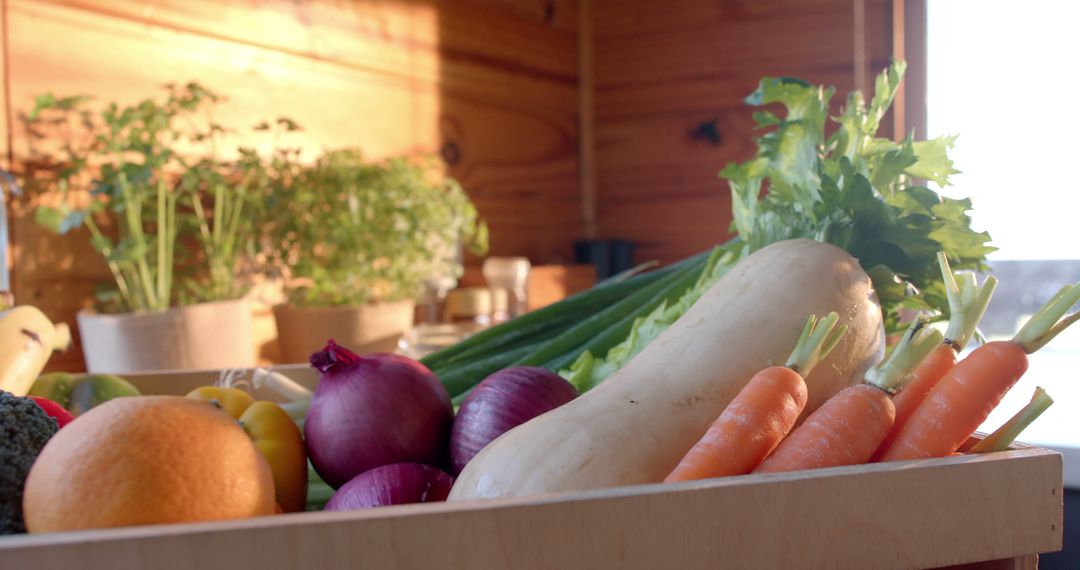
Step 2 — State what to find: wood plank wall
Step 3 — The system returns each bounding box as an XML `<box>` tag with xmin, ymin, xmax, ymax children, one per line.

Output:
<box><xmin>590</xmin><ymin>0</ymin><xmax>896</xmax><ymax>264</ymax></box>
<box><xmin>2</xmin><ymin>0</ymin><xmax>581</xmax><ymax>371</ymax></box>
<box><xmin>2</xmin><ymin>0</ymin><xmax>909</xmax><ymax>371</ymax></box>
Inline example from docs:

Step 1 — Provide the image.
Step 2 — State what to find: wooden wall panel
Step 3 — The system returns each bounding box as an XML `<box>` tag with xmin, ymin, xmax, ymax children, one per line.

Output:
<box><xmin>5</xmin><ymin>0</ymin><xmax>580</xmax><ymax>371</ymax></box>
<box><xmin>0</xmin><ymin>0</ymin><xmax>8</xmax><ymax>169</ymax></box>
<box><xmin>592</xmin><ymin>0</ymin><xmax>895</xmax><ymax>265</ymax></box>
<box><xmin>475</xmin><ymin>0</ymin><xmax>578</xmax><ymax>32</ymax></box>
<box><xmin>4</xmin><ymin>0</ymin><xmax>912</xmax><ymax>372</ymax></box>
<box><xmin>30</xmin><ymin>0</ymin><xmax>577</xmax><ymax>92</ymax></box>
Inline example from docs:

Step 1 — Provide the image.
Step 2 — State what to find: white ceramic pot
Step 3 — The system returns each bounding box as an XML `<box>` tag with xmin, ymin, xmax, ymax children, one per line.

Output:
<box><xmin>273</xmin><ymin>300</ymin><xmax>416</xmax><ymax>363</ymax></box>
<box><xmin>77</xmin><ymin>299</ymin><xmax>256</xmax><ymax>373</ymax></box>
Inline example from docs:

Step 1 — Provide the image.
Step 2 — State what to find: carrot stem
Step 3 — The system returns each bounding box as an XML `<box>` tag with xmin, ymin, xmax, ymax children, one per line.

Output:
<box><xmin>939</xmin><ymin>252</ymin><xmax>997</xmax><ymax>350</ymax></box>
<box><xmin>969</xmin><ymin>387</ymin><xmax>1053</xmax><ymax>453</ymax></box>
<box><xmin>864</xmin><ymin>316</ymin><xmax>943</xmax><ymax>393</ymax></box>
<box><xmin>784</xmin><ymin>312</ymin><xmax>847</xmax><ymax>376</ymax></box>
<box><xmin>1012</xmin><ymin>282</ymin><xmax>1080</xmax><ymax>354</ymax></box>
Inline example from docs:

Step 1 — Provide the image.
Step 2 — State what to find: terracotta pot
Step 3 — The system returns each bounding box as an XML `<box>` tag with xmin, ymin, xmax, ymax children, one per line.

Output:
<box><xmin>77</xmin><ymin>299</ymin><xmax>256</xmax><ymax>373</ymax></box>
<box><xmin>273</xmin><ymin>300</ymin><xmax>416</xmax><ymax>363</ymax></box>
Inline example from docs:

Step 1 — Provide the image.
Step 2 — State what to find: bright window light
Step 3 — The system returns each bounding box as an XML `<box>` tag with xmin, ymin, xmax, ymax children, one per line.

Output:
<box><xmin>927</xmin><ymin>0</ymin><xmax>1080</xmax><ymax>261</ymax></box>
<box><xmin>928</xmin><ymin>1</ymin><xmax>1080</xmax><ymax>450</ymax></box>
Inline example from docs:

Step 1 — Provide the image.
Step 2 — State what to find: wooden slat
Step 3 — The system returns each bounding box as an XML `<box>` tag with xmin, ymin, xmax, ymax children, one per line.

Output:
<box><xmin>36</xmin><ymin>0</ymin><xmax>577</xmax><ymax>86</ymax></box>
<box><xmin>0</xmin><ymin>446</ymin><xmax>1062</xmax><ymax>570</ymax></box>
<box><xmin>896</xmin><ymin>0</ymin><xmax>928</xmax><ymax>140</ymax></box>
<box><xmin>596</xmin><ymin>67</ymin><xmax>848</xmax><ymax>120</ymax></box>
<box><xmin>0</xmin><ymin>0</ymin><xmax>8</xmax><ymax>170</ymax></box>
<box><xmin>474</xmin><ymin>0</ymin><xmax>578</xmax><ymax>33</ymax></box>
<box><xmin>7</xmin><ymin>0</ymin><xmax>579</xmax><ymax>251</ymax></box>
<box><xmin>592</xmin><ymin>0</ymin><xmax>874</xmax><ymax>39</ymax></box>
<box><xmin>942</xmin><ymin>555</ymin><xmax>1039</xmax><ymax>570</ymax></box>
<box><xmin>578</xmin><ymin>0</ymin><xmax>596</xmax><ymax>239</ymax></box>
<box><xmin>598</xmin><ymin>205</ymin><xmax>732</xmax><ymax>265</ymax></box>
<box><xmin>9</xmin><ymin>1</ymin><xmax>423</xmax><ymax>159</ymax></box>
<box><xmin>593</xmin><ymin>2</ymin><xmax>894</xmax><ymax>88</ymax></box>
<box><xmin>1</xmin><ymin>0</ymin><xmax>12</xmax><ymax>307</ymax></box>
<box><xmin>591</xmin><ymin>0</ymin><xmax>897</xmax><ymax>265</ymax></box>
<box><xmin>593</xmin><ymin>108</ymin><xmax>744</xmax><ymax>263</ymax></box>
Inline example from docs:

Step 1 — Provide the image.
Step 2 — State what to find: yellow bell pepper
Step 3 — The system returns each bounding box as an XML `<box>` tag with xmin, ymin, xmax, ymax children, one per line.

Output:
<box><xmin>187</xmin><ymin>387</ymin><xmax>307</xmax><ymax>513</ymax></box>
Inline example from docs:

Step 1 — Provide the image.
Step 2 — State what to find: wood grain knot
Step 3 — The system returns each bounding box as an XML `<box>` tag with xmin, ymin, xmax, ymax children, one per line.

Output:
<box><xmin>544</xmin><ymin>2</ymin><xmax>556</xmax><ymax>24</ymax></box>
<box><xmin>440</xmin><ymin>141</ymin><xmax>461</xmax><ymax>166</ymax></box>
<box><xmin>690</xmin><ymin>119</ymin><xmax>722</xmax><ymax>146</ymax></box>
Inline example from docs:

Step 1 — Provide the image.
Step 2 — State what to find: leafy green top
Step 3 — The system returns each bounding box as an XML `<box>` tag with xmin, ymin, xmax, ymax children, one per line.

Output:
<box><xmin>563</xmin><ymin>60</ymin><xmax>994</xmax><ymax>391</ymax></box>
<box><xmin>25</xmin><ymin>83</ymin><xmax>268</xmax><ymax>313</ymax></box>
<box><xmin>24</xmin><ymin>84</ymin><xmax>487</xmax><ymax>312</ymax></box>
<box><xmin>722</xmin><ymin>59</ymin><xmax>993</xmax><ymax>333</ymax></box>
<box><xmin>265</xmin><ymin>149</ymin><xmax>488</xmax><ymax>307</ymax></box>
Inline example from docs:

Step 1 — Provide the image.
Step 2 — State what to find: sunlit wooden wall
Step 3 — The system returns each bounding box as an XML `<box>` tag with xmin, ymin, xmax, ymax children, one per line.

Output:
<box><xmin>1</xmin><ymin>0</ymin><xmax>581</xmax><ymax>370</ymax></box>
<box><xmin>588</xmin><ymin>0</ymin><xmax>898</xmax><ymax>264</ymax></box>
<box><xmin>1</xmin><ymin>0</ymin><xmax>909</xmax><ymax>371</ymax></box>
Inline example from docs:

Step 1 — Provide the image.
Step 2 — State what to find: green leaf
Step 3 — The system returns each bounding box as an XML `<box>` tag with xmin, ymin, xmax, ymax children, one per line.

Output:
<box><xmin>868</xmin><ymin>59</ymin><xmax>907</xmax><ymax>123</ymax></box>
<box><xmin>107</xmin><ymin>238</ymin><xmax>148</xmax><ymax>264</ymax></box>
<box><xmin>561</xmin><ymin>245</ymin><xmax>737</xmax><ymax>391</ymax></box>
<box><xmin>29</xmin><ymin>94</ymin><xmax>56</xmax><ymax>120</ymax></box>
<box><xmin>89</xmin><ymin>233</ymin><xmax>114</xmax><ymax>254</ymax></box>
<box><xmin>721</xmin><ymin>59</ymin><xmax>993</xmax><ymax>334</ymax></box>
<box><xmin>869</xmin><ymin>139</ymin><xmax>918</xmax><ymax>192</ymax></box>
<box><xmin>739</xmin><ymin>77</ymin><xmax>833</xmax><ymax>206</ymax></box>
<box><xmin>866</xmin><ymin>264</ymin><xmax>918</xmax><ymax>304</ymax></box>
<box><xmin>35</xmin><ymin>205</ymin><xmax>67</xmax><ymax>233</ymax></box>
<box><xmin>277</xmin><ymin>117</ymin><xmax>302</xmax><ymax>132</ymax></box>
<box><xmin>907</xmin><ymin>136</ymin><xmax>961</xmax><ymax>186</ymax></box>
<box><xmin>565</xmin><ymin>59</ymin><xmax>994</xmax><ymax>391</ymax></box>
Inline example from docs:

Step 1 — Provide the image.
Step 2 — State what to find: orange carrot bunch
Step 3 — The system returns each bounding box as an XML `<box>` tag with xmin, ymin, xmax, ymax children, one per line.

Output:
<box><xmin>874</xmin><ymin>252</ymin><xmax>997</xmax><ymax>457</ymax></box>
<box><xmin>876</xmin><ymin>281</ymin><xmax>1080</xmax><ymax>461</ymax></box>
<box><xmin>666</xmin><ymin>313</ymin><xmax>847</xmax><ymax>482</ymax></box>
<box><xmin>661</xmin><ymin>256</ymin><xmax>1075</xmax><ymax>484</ymax></box>
<box><xmin>754</xmin><ymin>316</ymin><xmax>942</xmax><ymax>474</ymax></box>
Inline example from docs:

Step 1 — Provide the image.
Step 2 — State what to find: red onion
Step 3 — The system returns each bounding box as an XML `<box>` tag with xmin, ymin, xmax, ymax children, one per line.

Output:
<box><xmin>305</xmin><ymin>340</ymin><xmax>453</xmax><ymax>489</ymax></box>
<box><xmin>450</xmin><ymin>366</ymin><xmax>578</xmax><ymax>474</ymax></box>
<box><xmin>325</xmin><ymin>463</ymin><xmax>454</xmax><ymax>511</ymax></box>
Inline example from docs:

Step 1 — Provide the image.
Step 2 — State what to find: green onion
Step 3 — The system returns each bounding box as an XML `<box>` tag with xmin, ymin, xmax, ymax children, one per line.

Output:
<box><xmin>538</xmin><ymin>257</ymin><xmax>708</xmax><ymax>372</ymax></box>
<box><xmin>514</xmin><ymin>258</ymin><xmax>707</xmax><ymax>367</ymax></box>
<box><xmin>419</xmin><ymin>269</ymin><xmax>663</xmax><ymax>371</ymax></box>
<box><xmin>435</xmin><ymin>344</ymin><xmax>538</xmax><ymax>397</ymax></box>
<box><xmin>421</xmin><ymin>250</ymin><xmax>713</xmax><ymax>374</ymax></box>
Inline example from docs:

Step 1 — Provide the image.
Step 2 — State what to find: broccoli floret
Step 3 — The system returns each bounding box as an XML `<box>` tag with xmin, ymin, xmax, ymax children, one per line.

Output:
<box><xmin>1</xmin><ymin>391</ymin><xmax>59</xmax><ymax>534</ymax></box>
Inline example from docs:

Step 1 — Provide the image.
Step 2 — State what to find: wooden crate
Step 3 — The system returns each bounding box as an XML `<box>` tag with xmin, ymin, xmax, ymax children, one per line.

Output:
<box><xmin>0</xmin><ymin>366</ymin><xmax>1064</xmax><ymax>570</ymax></box>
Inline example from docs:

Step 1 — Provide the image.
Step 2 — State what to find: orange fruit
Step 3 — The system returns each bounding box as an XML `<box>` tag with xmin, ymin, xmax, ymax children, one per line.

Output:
<box><xmin>23</xmin><ymin>395</ymin><xmax>275</xmax><ymax>532</ymax></box>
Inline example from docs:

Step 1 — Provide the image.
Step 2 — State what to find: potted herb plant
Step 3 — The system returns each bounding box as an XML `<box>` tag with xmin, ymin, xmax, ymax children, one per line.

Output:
<box><xmin>267</xmin><ymin>149</ymin><xmax>487</xmax><ymax>362</ymax></box>
<box><xmin>25</xmin><ymin>84</ymin><xmax>279</xmax><ymax>372</ymax></box>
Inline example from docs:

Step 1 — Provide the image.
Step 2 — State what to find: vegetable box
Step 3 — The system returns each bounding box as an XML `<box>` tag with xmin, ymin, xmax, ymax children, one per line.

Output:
<box><xmin>0</xmin><ymin>366</ymin><xmax>1064</xmax><ymax>570</ymax></box>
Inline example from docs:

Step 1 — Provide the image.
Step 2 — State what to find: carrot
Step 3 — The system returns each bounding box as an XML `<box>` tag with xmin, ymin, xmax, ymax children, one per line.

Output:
<box><xmin>755</xmin><ymin>316</ymin><xmax>943</xmax><ymax>473</ymax></box>
<box><xmin>888</xmin><ymin>344</ymin><xmax>958</xmax><ymax>429</ymax></box>
<box><xmin>665</xmin><ymin>313</ymin><xmax>847</xmax><ymax>482</ymax></box>
<box><xmin>873</xmin><ymin>253</ymin><xmax>997</xmax><ymax>457</ymax></box>
<box><xmin>878</xmin><ymin>282</ymin><xmax>1080</xmax><ymax>462</ymax></box>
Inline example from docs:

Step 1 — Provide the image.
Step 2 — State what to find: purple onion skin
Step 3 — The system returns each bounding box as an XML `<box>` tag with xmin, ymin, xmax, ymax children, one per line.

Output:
<box><xmin>306</xmin><ymin>340</ymin><xmax>453</xmax><ymax>489</ymax></box>
<box><xmin>325</xmin><ymin>463</ymin><xmax>455</xmax><ymax>511</ymax></box>
<box><xmin>450</xmin><ymin>366</ymin><xmax>578</xmax><ymax>474</ymax></box>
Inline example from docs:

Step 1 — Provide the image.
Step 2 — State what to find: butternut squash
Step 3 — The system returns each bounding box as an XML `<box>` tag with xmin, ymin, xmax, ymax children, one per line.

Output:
<box><xmin>449</xmin><ymin>239</ymin><xmax>885</xmax><ymax>500</ymax></box>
